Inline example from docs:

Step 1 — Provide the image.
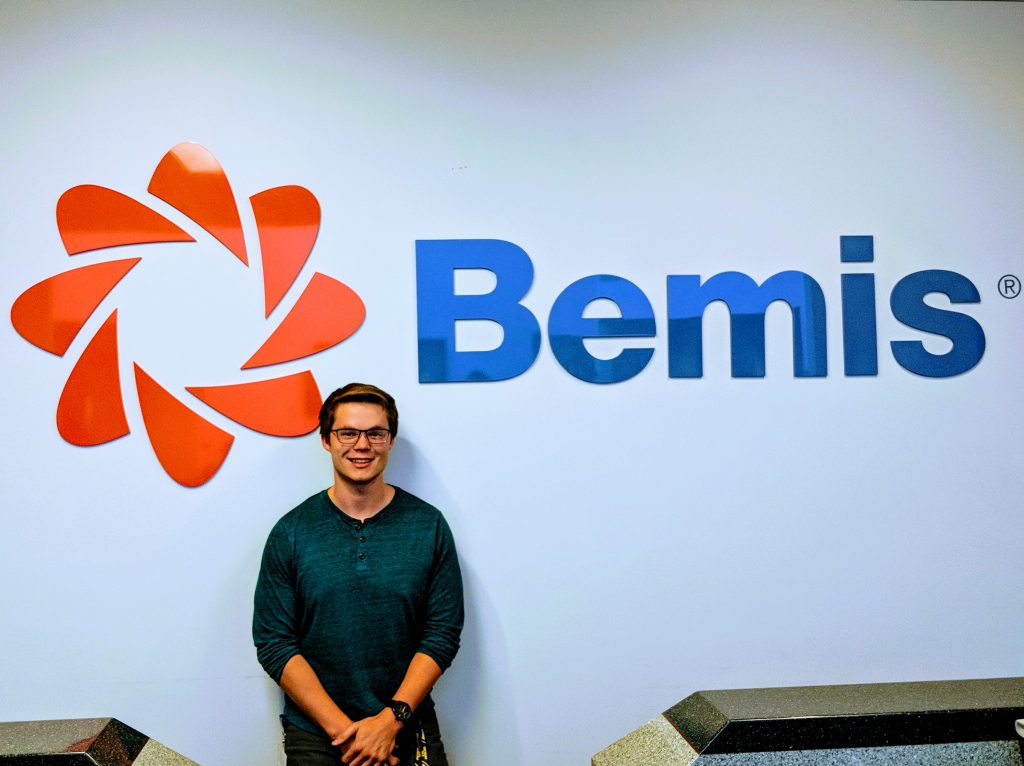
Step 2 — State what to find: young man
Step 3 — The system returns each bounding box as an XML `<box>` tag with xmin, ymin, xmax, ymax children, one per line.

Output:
<box><xmin>254</xmin><ymin>383</ymin><xmax>464</xmax><ymax>766</ymax></box>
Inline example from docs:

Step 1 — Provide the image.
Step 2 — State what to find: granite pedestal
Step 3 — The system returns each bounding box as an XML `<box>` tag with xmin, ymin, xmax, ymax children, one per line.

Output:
<box><xmin>0</xmin><ymin>718</ymin><xmax>199</xmax><ymax>766</ymax></box>
<box><xmin>593</xmin><ymin>677</ymin><xmax>1024</xmax><ymax>765</ymax></box>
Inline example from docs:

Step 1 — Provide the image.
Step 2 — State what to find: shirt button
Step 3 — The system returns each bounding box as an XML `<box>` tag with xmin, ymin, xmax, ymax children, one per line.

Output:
<box><xmin>358</xmin><ymin>553</ymin><xmax>366</xmax><ymax>561</ymax></box>
<box><xmin>354</xmin><ymin>523</ymin><xmax>363</xmax><ymax>531</ymax></box>
<box><xmin>359</xmin><ymin>536</ymin><xmax>366</xmax><ymax>543</ymax></box>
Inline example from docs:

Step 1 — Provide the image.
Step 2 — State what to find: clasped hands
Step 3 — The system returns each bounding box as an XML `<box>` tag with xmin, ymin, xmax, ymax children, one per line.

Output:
<box><xmin>332</xmin><ymin>709</ymin><xmax>403</xmax><ymax>766</ymax></box>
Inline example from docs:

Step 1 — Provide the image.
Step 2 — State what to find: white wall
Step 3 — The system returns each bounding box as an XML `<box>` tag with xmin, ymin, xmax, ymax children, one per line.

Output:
<box><xmin>1</xmin><ymin>2</ymin><xmax>1022</xmax><ymax>765</ymax></box>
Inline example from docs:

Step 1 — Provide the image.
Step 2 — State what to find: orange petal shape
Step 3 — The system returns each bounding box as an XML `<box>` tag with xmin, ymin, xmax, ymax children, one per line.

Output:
<box><xmin>148</xmin><ymin>142</ymin><xmax>248</xmax><ymax>265</ymax></box>
<box><xmin>134</xmin><ymin>363</ymin><xmax>234</xmax><ymax>487</ymax></box>
<box><xmin>186</xmin><ymin>370</ymin><xmax>321</xmax><ymax>437</ymax></box>
<box><xmin>251</xmin><ymin>186</ymin><xmax>320</xmax><ymax>317</ymax></box>
<box><xmin>242</xmin><ymin>272</ymin><xmax>365</xmax><ymax>369</ymax></box>
<box><xmin>57</xmin><ymin>311</ymin><xmax>130</xmax><ymax>446</ymax></box>
<box><xmin>11</xmin><ymin>258</ymin><xmax>140</xmax><ymax>355</ymax></box>
<box><xmin>56</xmin><ymin>185</ymin><xmax>194</xmax><ymax>255</ymax></box>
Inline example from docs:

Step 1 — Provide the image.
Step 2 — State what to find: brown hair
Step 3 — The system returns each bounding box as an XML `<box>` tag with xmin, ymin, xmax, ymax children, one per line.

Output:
<box><xmin>318</xmin><ymin>382</ymin><xmax>399</xmax><ymax>441</ymax></box>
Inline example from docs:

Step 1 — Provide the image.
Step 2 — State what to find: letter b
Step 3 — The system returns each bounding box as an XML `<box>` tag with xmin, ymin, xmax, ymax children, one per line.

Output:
<box><xmin>416</xmin><ymin>240</ymin><xmax>541</xmax><ymax>382</ymax></box>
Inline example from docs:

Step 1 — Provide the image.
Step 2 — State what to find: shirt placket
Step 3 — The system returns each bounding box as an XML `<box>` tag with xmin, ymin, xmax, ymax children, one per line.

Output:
<box><xmin>353</xmin><ymin>519</ymin><xmax>370</xmax><ymax>574</ymax></box>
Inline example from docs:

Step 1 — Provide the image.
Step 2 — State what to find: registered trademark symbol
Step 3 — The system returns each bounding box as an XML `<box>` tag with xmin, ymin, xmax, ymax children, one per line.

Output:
<box><xmin>998</xmin><ymin>274</ymin><xmax>1021</xmax><ymax>299</ymax></box>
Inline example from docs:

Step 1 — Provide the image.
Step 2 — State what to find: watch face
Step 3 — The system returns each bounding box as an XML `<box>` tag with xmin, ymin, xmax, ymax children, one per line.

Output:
<box><xmin>390</xmin><ymin>701</ymin><xmax>412</xmax><ymax>721</ymax></box>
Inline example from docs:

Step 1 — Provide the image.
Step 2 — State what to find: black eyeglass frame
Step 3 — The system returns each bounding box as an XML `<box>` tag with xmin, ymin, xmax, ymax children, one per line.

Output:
<box><xmin>329</xmin><ymin>428</ymin><xmax>393</xmax><ymax>444</ymax></box>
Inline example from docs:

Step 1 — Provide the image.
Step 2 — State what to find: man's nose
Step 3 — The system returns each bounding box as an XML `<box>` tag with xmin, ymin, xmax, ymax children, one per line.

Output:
<box><xmin>353</xmin><ymin>431</ymin><xmax>372</xmax><ymax>447</ymax></box>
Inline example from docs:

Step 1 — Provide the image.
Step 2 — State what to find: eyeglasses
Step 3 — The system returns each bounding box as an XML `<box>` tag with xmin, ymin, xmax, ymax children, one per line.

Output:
<box><xmin>330</xmin><ymin>428</ymin><xmax>392</xmax><ymax>444</ymax></box>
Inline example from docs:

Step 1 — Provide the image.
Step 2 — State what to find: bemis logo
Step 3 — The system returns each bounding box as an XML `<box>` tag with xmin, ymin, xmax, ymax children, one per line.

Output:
<box><xmin>11</xmin><ymin>142</ymin><xmax>365</xmax><ymax>487</ymax></box>
<box><xmin>414</xmin><ymin>237</ymin><xmax>986</xmax><ymax>383</ymax></box>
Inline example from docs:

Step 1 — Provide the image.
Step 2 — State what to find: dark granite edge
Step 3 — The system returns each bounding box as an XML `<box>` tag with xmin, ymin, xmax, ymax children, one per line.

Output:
<box><xmin>663</xmin><ymin>692</ymin><xmax>730</xmax><ymax>752</ymax></box>
<box><xmin>89</xmin><ymin>720</ymin><xmax>148</xmax><ymax>766</ymax></box>
<box><xmin>0</xmin><ymin>755</ymin><xmax>100</xmax><ymax>764</ymax></box>
<box><xmin>662</xmin><ymin>679</ymin><xmax>1024</xmax><ymax>755</ymax></box>
<box><xmin>701</xmin><ymin>707</ymin><xmax>1024</xmax><ymax>754</ymax></box>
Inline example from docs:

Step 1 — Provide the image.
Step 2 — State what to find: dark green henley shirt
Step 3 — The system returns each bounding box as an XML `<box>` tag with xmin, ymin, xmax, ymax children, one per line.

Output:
<box><xmin>253</xmin><ymin>487</ymin><xmax>464</xmax><ymax>733</ymax></box>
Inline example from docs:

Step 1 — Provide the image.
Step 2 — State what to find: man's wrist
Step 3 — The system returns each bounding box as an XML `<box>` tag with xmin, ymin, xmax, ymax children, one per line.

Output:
<box><xmin>324</xmin><ymin>713</ymin><xmax>353</xmax><ymax>741</ymax></box>
<box><xmin>386</xmin><ymin>699</ymin><xmax>413</xmax><ymax>726</ymax></box>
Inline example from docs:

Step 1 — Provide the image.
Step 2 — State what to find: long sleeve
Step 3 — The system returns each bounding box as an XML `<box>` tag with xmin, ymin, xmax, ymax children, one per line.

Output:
<box><xmin>416</xmin><ymin>515</ymin><xmax>464</xmax><ymax>671</ymax></box>
<box><xmin>253</xmin><ymin>520</ymin><xmax>301</xmax><ymax>683</ymax></box>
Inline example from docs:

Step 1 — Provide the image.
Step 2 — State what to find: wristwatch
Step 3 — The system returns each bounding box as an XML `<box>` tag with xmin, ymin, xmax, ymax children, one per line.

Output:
<box><xmin>388</xmin><ymin>700</ymin><xmax>412</xmax><ymax>723</ymax></box>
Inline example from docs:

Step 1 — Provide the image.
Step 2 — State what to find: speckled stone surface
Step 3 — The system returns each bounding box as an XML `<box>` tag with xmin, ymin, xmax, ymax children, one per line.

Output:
<box><xmin>592</xmin><ymin>715</ymin><xmax>698</xmax><ymax>766</ymax></box>
<box><xmin>696</xmin><ymin>740</ymin><xmax>1021</xmax><ymax>765</ymax></box>
<box><xmin>132</xmin><ymin>739</ymin><xmax>199</xmax><ymax>766</ymax></box>
<box><xmin>0</xmin><ymin>718</ymin><xmax>119</xmax><ymax>757</ymax></box>
<box><xmin>665</xmin><ymin>677</ymin><xmax>1024</xmax><ymax>753</ymax></box>
<box><xmin>0</xmin><ymin>718</ymin><xmax>198</xmax><ymax>765</ymax></box>
<box><xmin>594</xmin><ymin>678</ymin><xmax>1024</xmax><ymax>765</ymax></box>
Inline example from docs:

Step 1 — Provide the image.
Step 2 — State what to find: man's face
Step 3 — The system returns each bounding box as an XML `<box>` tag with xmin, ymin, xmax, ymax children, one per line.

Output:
<box><xmin>321</xmin><ymin>401</ymin><xmax>394</xmax><ymax>487</ymax></box>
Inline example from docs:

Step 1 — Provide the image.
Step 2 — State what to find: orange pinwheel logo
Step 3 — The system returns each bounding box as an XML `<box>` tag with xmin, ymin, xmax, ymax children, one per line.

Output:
<box><xmin>11</xmin><ymin>142</ymin><xmax>365</xmax><ymax>487</ymax></box>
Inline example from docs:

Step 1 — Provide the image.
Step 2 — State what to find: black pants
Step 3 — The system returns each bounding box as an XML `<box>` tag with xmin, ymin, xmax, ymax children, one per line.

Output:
<box><xmin>282</xmin><ymin>710</ymin><xmax>450</xmax><ymax>766</ymax></box>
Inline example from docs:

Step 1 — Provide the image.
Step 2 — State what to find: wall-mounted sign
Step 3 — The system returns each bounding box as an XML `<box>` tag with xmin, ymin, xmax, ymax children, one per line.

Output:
<box><xmin>10</xmin><ymin>143</ymin><xmax>365</xmax><ymax>487</ymax></box>
<box><xmin>415</xmin><ymin>236</ymin><xmax>985</xmax><ymax>383</ymax></box>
